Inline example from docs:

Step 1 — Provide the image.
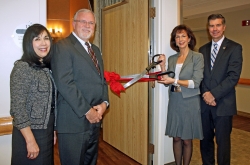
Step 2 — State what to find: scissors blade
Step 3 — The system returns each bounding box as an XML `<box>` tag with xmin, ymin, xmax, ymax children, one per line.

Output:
<box><xmin>123</xmin><ymin>70</ymin><xmax>147</xmax><ymax>88</ymax></box>
<box><xmin>121</xmin><ymin>74</ymin><xmax>149</xmax><ymax>79</ymax></box>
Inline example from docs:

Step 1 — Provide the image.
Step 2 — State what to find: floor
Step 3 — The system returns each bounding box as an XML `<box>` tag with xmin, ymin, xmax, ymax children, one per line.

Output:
<box><xmin>54</xmin><ymin>115</ymin><xmax>250</xmax><ymax>165</ymax></box>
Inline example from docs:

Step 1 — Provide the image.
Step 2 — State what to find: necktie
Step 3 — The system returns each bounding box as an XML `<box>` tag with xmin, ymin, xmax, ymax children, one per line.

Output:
<box><xmin>85</xmin><ymin>42</ymin><xmax>100</xmax><ymax>74</ymax></box>
<box><xmin>211</xmin><ymin>43</ymin><xmax>218</xmax><ymax>70</ymax></box>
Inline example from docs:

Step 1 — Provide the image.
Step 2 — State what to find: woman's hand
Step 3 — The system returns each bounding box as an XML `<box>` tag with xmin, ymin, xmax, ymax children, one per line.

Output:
<box><xmin>157</xmin><ymin>76</ymin><xmax>175</xmax><ymax>85</ymax></box>
<box><xmin>158</xmin><ymin>54</ymin><xmax>166</xmax><ymax>71</ymax></box>
<box><xmin>26</xmin><ymin>139</ymin><xmax>40</xmax><ymax>159</ymax></box>
<box><xmin>20</xmin><ymin>127</ymin><xmax>39</xmax><ymax>159</ymax></box>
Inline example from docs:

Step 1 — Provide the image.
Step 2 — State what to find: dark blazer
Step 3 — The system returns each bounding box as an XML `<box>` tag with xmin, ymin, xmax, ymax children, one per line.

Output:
<box><xmin>51</xmin><ymin>33</ymin><xmax>109</xmax><ymax>133</ymax></box>
<box><xmin>199</xmin><ymin>37</ymin><xmax>243</xmax><ymax>116</ymax></box>
<box><xmin>167</xmin><ymin>50</ymin><xmax>204</xmax><ymax>98</ymax></box>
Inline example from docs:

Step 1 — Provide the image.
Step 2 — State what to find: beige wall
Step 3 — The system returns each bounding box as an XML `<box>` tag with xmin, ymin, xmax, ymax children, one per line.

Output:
<box><xmin>47</xmin><ymin>0</ymin><xmax>90</xmax><ymax>41</ymax></box>
<box><xmin>184</xmin><ymin>8</ymin><xmax>250</xmax><ymax>113</ymax></box>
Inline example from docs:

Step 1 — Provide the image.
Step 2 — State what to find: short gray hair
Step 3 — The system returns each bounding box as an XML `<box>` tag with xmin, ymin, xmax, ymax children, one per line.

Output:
<box><xmin>73</xmin><ymin>9</ymin><xmax>96</xmax><ymax>23</ymax></box>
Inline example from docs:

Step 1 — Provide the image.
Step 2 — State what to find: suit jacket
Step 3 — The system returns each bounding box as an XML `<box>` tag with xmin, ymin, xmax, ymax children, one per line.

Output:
<box><xmin>51</xmin><ymin>33</ymin><xmax>109</xmax><ymax>133</ymax></box>
<box><xmin>167</xmin><ymin>50</ymin><xmax>204</xmax><ymax>98</ymax></box>
<box><xmin>199</xmin><ymin>37</ymin><xmax>243</xmax><ymax>116</ymax></box>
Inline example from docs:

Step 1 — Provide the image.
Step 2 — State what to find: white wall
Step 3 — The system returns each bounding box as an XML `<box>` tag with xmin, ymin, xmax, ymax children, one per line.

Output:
<box><xmin>0</xmin><ymin>135</ymin><xmax>12</xmax><ymax>165</ymax></box>
<box><xmin>0</xmin><ymin>0</ymin><xmax>47</xmax><ymax>117</ymax></box>
<box><xmin>153</xmin><ymin>0</ymin><xmax>180</xmax><ymax>164</ymax></box>
<box><xmin>0</xmin><ymin>0</ymin><xmax>46</xmax><ymax>164</ymax></box>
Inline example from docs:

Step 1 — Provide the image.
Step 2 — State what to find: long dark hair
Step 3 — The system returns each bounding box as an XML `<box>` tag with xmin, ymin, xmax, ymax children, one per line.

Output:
<box><xmin>170</xmin><ymin>24</ymin><xmax>196</xmax><ymax>52</ymax></box>
<box><xmin>19</xmin><ymin>24</ymin><xmax>53</xmax><ymax>69</ymax></box>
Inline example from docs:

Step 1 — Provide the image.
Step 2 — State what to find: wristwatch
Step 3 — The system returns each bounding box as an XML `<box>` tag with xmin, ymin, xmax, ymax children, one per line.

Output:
<box><xmin>173</xmin><ymin>79</ymin><xmax>179</xmax><ymax>86</ymax></box>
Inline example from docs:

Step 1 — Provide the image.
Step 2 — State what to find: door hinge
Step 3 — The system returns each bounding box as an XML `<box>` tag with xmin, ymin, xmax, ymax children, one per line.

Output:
<box><xmin>149</xmin><ymin>143</ymin><xmax>154</xmax><ymax>154</ymax></box>
<box><xmin>150</xmin><ymin>7</ymin><xmax>156</xmax><ymax>19</ymax></box>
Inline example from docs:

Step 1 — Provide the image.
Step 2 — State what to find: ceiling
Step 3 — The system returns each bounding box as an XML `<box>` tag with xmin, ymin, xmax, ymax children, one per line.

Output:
<box><xmin>182</xmin><ymin>0</ymin><xmax>250</xmax><ymax>19</ymax></box>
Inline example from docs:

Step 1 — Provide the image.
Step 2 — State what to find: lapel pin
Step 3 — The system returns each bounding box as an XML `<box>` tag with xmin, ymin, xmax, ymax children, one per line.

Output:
<box><xmin>223</xmin><ymin>47</ymin><xmax>226</xmax><ymax>49</ymax></box>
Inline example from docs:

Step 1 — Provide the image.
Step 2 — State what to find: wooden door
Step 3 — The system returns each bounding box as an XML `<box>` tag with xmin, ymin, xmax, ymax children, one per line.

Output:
<box><xmin>102</xmin><ymin>0</ymin><xmax>149</xmax><ymax>164</ymax></box>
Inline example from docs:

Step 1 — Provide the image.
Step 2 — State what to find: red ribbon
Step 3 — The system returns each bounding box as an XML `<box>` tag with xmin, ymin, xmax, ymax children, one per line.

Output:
<box><xmin>104</xmin><ymin>71</ymin><xmax>161</xmax><ymax>96</ymax></box>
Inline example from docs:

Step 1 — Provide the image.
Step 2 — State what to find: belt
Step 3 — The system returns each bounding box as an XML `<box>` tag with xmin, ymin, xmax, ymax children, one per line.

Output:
<box><xmin>171</xmin><ymin>85</ymin><xmax>182</xmax><ymax>92</ymax></box>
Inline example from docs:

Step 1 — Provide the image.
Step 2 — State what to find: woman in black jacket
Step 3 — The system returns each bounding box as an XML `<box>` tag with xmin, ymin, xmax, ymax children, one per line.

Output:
<box><xmin>10</xmin><ymin>24</ymin><xmax>57</xmax><ymax>165</ymax></box>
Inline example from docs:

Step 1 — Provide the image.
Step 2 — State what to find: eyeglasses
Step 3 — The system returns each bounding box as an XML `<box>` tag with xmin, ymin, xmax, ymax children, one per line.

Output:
<box><xmin>74</xmin><ymin>20</ymin><xmax>95</xmax><ymax>26</ymax></box>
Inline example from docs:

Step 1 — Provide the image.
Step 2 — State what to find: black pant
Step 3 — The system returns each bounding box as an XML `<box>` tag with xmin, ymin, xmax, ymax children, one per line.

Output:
<box><xmin>200</xmin><ymin>109</ymin><xmax>232</xmax><ymax>165</ymax></box>
<box><xmin>58</xmin><ymin>124</ymin><xmax>100</xmax><ymax>165</ymax></box>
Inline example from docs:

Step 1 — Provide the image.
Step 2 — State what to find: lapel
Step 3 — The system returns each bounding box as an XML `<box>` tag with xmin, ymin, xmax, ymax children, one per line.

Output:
<box><xmin>204</xmin><ymin>42</ymin><xmax>212</xmax><ymax>74</ymax></box>
<box><xmin>68</xmin><ymin>34</ymin><xmax>101</xmax><ymax>76</ymax></box>
<box><xmin>211</xmin><ymin>38</ymin><xmax>228</xmax><ymax>73</ymax></box>
<box><xmin>180</xmin><ymin>50</ymin><xmax>193</xmax><ymax>73</ymax></box>
<box><xmin>171</xmin><ymin>53</ymin><xmax>178</xmax><ymax>74</ymax></box>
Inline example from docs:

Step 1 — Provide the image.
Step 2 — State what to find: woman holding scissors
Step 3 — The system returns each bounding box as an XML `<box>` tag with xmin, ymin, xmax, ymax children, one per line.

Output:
<box><xmin>157</xmin><ymin>24</ymin><xmax>204</xmax><ymax>165</ymax></box>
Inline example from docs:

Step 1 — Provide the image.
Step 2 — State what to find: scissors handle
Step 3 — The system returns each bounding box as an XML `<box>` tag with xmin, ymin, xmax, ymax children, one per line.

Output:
<box><xmin>152</xmin><ymin>54</ymin><xmax>162</xmax><ymax>65</ymax></box>
<box><xmin>157</xmin><ymin>71</ymin><xmax>175</xmax><ymax>78</ymax></box>
<box><xmin>149</xmin><ymin>71</ymin><xmax>175</xmax><ymax>80</ymax></box>
<box><xmin>146</xmin><ymin>54</ymin><xmax>163</xmax><ymax>71</ymax></box>
<box><xmin>152</xmin><ymin>54</ymin><xmax>161</xmax><ymax>62</ymax></box>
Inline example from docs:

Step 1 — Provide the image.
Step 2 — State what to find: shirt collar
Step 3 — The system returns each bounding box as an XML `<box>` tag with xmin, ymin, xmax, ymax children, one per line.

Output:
<box><xmin>212</xmin><ymin>35</ymin><xmax>225</xmax><ymax>47</ymax></box>
<box><xmin>72</xmin><ymin>32</ymin><xmax>91</xmax><ymax>48</ymax></box>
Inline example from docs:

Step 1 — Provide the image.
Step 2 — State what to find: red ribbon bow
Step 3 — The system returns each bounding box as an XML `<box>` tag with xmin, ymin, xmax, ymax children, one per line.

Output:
<box><xmin>104</xmin><ymin>71</ymin><xmax>125</xmax><ymax>96</ymax></box>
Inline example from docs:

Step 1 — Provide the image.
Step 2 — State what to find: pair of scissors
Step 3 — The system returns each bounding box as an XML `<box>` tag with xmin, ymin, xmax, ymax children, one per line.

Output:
<box><xmin>123</xmin><ymin>54</ymin><xmax>175</xmax><ymax>88</ymax></box>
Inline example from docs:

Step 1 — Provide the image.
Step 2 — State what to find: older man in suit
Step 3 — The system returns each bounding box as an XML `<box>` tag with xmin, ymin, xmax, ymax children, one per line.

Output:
<box><xmin>51</xmin><ymin>9</ymin><xmax>109</xmax><ymax>165</ymax></box>
<box><xmin>199</xmin><ymin>14</ymin><xmax>243</xmax><ymax>165</ymax></box>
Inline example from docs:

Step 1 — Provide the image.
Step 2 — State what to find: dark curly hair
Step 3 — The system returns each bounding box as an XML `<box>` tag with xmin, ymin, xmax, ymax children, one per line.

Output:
<box><xmin>170</xmin><ymin>24</ymin><xmax>196</xmax><ymax>52</ymax></box>
<box><xmin>19</xmin><ymin>24</ymin><xmax>53</xmax><ymax>69</ymax></box>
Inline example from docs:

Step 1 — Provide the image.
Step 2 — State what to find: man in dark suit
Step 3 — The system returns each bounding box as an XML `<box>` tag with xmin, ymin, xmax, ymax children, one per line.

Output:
<box><xmin>199</xmin><ymin>14</ymin><xmax>243</xmax><ymax>165</ymax></box>
<box><xmin>51</xmin><ymin>9</ymin><xmax>109</xmax><ymax>165</ymax></box>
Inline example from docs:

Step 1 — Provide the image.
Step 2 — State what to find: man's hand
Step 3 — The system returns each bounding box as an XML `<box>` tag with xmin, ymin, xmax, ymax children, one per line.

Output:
<box><xmin>203</xmin><ymin>91</ymin><xmax>216</xmax><ymax>106</ymax></box>
<box><xmin>54</xmin><ymin>131</ymin><xmax>57</xmax><ymax>145</ymax></box>
<box><xmin>93</xmin><ymin>102</ymin><xmax>107</xmax><ymax>116</ymax></box>
<box><xmin>86</xmin><ymin>108</ymin><xmax>102</xmax><ymax>123</ymax></box>
<box><xmin>209</xmin><ymin>100</ymin><xmax>217</xmax><ymax>106</ymax></box>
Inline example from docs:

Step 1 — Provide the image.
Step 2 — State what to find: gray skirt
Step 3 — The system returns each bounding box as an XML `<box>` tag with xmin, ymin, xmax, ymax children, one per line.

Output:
<box><xmin>166</xmin><ymin>91</ymin><xmax>203</xmax><ymax>140</ymax></box>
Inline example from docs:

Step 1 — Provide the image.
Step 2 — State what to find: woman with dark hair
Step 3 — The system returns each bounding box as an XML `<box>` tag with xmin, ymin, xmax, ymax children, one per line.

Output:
<box><xmin>157</xmin><ymin>24</ymin><xmax>204</xmax><ymax>165</ymax></box>
<box><xmin>10</xmin><ymin>24</ymin><xmax>56</xmax><ymax>165</ymax></box>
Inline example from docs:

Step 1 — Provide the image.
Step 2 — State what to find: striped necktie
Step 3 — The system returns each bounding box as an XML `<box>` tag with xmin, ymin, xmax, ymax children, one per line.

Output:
<box><xmin>211</xmin><ymin>43</ymin><xmax>218</xmax><ymax>70</ymax></box>
<box><xmin>85</xmin><ymin>42</ymin><xmax>100</xmax><ymax>74</ymax></box>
